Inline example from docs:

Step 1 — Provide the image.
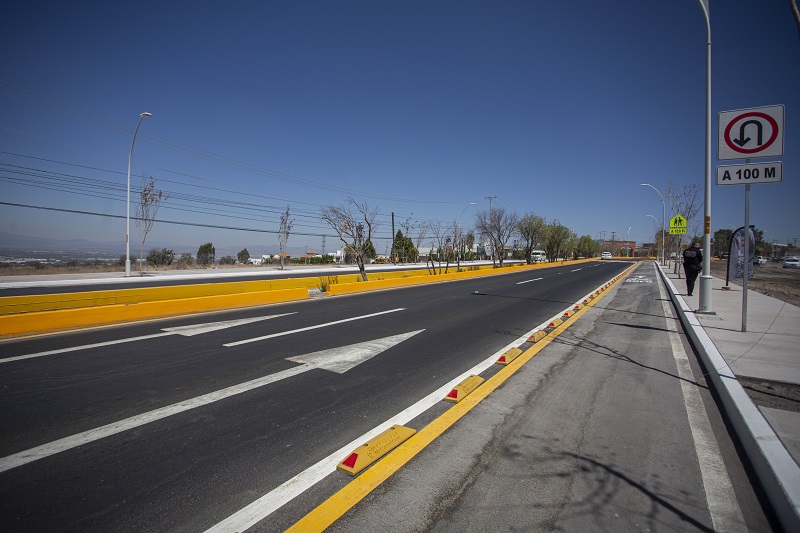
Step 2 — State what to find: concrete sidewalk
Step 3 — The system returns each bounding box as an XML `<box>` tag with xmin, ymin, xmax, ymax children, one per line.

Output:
<box><xmin>658</xmin><ymin>265</ymin><xmax>800</xmax><ymax>530</ymax></box>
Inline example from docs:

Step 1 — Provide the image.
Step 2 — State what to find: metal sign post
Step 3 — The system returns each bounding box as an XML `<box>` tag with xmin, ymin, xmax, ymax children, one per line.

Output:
<box><xmin>717</xmin><ymin>104</ymin><xmax>784</xmax><ymax>332</ymax></box>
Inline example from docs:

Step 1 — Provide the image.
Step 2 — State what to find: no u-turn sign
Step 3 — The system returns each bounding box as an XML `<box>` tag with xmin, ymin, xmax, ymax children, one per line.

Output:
<box><xmin>718</xmin><ymin>105</ymin><xmax>784</xmax><ymax>160</ymax></box>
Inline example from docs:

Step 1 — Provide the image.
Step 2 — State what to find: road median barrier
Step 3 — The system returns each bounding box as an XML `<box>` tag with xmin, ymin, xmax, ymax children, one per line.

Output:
<box><xmin>0</xmin><ymin>287</ymin><xmax>309</xmax><ymax>337</ymax></box>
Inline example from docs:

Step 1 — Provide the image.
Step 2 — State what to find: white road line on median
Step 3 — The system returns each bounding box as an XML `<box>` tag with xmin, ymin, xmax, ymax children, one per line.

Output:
<box><xmin>223</xmin><ymin>308</ymin><xmax>406</xmax><ymax>347</ymax></box>
<box><xmin>0</xmin><ymin>365</ymin><xmax>312</xmax><ymax>474</ymax></box>
<box><xmin>656</xmin><ymin>265</ymin><xmax>747</xmax><ymax>532</ymax></box>
<box><xmin>516</xmin><ymin>278</ymin><xmax>543</xmax><ymax>285</ymax></box>
<box><xmin>571</xmin><ymin>268</ymin><xmax>582</xmax><ymax>272</ymax></box>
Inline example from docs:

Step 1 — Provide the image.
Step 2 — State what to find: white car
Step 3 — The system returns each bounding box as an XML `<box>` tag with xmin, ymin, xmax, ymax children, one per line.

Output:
<box><xmin>601</xmin><ymin>252</ymin><xmax>613</xmax><ymax>260</ymax></box>
<box><xmin>755</xmin><ymin>256</ymin><xmax>767</xmax><ymax>265</ymax></box>
<box><xmin>783</xmin><ymin>256</ymin><xmax>800</xmax><ymax>269</ymax></box>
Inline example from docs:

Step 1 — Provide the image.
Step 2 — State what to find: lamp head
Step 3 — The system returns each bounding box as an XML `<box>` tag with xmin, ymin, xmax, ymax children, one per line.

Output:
<box><xmin>140</xmin><ymin>112</ymin><xmax>152</xmax><ymax>118</ymax></box>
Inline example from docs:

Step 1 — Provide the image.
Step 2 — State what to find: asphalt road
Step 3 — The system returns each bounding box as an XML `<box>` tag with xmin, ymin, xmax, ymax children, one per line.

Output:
<box><xmin>1</xmin><ymin>261</ymin><xmax>633</xmax><ymax>532</ymax></box>
<box><xmin>323</xmin><ymin>262</ymin><xmax>774</xmax><ymax>533</ymax></box>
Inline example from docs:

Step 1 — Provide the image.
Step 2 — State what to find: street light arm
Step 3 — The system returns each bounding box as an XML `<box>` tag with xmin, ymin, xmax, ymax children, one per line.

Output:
<box><xmin>641</xmin><ymin>183</ymin><xmax>666</xmax><ymax>265</ymax></box>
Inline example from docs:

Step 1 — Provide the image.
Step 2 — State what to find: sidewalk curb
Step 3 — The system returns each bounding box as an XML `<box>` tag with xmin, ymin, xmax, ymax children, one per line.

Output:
<box><xmin>656</xmin><ymin>263</ymin><xmax>800</xmax><ymax>531</ymax></box>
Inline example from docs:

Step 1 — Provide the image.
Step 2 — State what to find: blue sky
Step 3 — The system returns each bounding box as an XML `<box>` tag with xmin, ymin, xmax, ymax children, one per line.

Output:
<box><xmin>1</xmin><ymin>1</ymin><xmax>798</xmax><ymax>257</ymax></box>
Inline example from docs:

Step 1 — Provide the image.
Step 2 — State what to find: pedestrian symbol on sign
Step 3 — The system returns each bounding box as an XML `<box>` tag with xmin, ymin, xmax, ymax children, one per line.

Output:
<box><xmin>670</xmin><ymin>214</ymin><xmax>687</xmax><ymax>235</ymax></box>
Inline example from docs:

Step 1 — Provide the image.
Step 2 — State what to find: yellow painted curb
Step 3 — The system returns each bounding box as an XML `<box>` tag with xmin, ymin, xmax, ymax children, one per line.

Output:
<box><xmin>0</xmin><ymin>288</ymin><xmax>309</xmax><ymax>337</ymax></box>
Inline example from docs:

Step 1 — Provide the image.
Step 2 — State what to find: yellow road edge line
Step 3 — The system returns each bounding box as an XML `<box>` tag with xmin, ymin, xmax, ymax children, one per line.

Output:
<box><xmin>285</xmin><ymin>264</ymin><xmax>638</xmax><ymax>532</ymax></box>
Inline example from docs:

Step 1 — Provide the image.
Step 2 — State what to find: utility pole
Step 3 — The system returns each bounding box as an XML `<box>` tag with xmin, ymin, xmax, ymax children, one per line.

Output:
<box><xmin>485</xmin><ymin>196</ymin><xmax>496</xmax><ymax>213</ymax></box>
<box><xmin>391</xmin><ymin>212</ymin><xmax>396</xmax><ymax>264</ymax></box>
<box><xmin>321</xmin><ymin>235</ymin><xmax>326</xmax><ymax>256</ymax></box>
<box><xmin>485</xmin><ymin>196</ymin><xmax>497</xmax><ymax>261</ymax></box>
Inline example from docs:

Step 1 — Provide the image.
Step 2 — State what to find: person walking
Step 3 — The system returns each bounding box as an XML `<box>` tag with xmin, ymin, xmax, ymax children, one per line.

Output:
<box><xmin>682</xmin><ymin>241</ymin><xmax>702</xmax><ymax>296</ymax></box>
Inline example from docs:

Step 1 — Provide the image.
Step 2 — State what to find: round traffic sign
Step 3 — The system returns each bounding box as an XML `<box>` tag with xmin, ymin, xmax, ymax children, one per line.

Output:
<box><xmin>723</xmin><ymin>111</ymin><xmax>779</xmax><ymax>155</ymax></box>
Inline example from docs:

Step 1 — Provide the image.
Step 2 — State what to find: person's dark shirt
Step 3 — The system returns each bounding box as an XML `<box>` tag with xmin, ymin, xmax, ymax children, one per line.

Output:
<box><xmin>683</xmin><ymin>246</ymin><xmax>702</xmax><ymax>269</ymax></box>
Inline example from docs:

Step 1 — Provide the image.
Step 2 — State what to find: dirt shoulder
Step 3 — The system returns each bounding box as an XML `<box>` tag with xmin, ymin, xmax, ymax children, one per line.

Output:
<box><xmin>708</xmin><ymin>259</ymin><xmax>800</xmax><ymax>308</ymax></box>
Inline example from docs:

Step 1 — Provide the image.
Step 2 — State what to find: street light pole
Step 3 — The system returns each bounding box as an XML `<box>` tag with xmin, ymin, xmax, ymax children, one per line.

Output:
<box><xmin>647</xmin><ymin>215</ymin><xmax>661</xmax><ymax>261</ymax></box>
<box><xmin>455</xmin><ymin>202</ymin><xmax>476</xmax><ymax>264</ymax></box>
<box><xmin>126</xmin><ymin>112</ymin><xmax>152</xmax><ymax>277</ymax></box>
<box><xmin>697</xmin><ymin>0</ymin><xmax>713</xmax><ymax>314</ymax></box>
<box><xmin>627</xmin><ymin>226</ymin><xmax>632</xmax><ymax>257</ymax></box>
<box><xmin>641</xmin><ymin>183</ymin><xmax>665</xmax><ymax>265</ymax></box>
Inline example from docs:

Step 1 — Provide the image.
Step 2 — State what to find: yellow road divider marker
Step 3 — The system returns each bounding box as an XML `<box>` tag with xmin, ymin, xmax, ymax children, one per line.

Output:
<box><xmin>527</xmin><ymin>330</ymin><xmax>547</xmax><ymax>343</ymax></box>
<box><xmin>547</xmin><ymin>318</ymin><xmax>563</xmax><ymax>328</ymax></box>
<box><xmin>495</xmin><ymin>347</ymin><xmax>523</xmax><ymax>365</ymax></box>
<box><xmin>336</xmin><ymin>425</ymin><xmax>416</xmax><ymax>476</ymax></box>
<box><xmin>444</xmin><ymin>374</ymin><xmax>485</xmax><ymax>403</ymax></box>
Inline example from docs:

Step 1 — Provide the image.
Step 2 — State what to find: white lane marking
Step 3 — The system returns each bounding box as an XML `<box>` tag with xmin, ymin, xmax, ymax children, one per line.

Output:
<box><xmin>1</xmin><ymin>332</ymin><xmax>172</xmax><ymax>364</ymax></box>
<box><xmin>204</xmin><ymin>315</ymin><xmax>558</xmax><ymax>533</ymax></box>
<box><xmin>656</xmin><ymin>266</ymin><xmax>746</xmax><ymax>532</ymax></box>
<box><xmin>516</xmin><ymin>278</ymin><xmax>543</xmax><ymax>285</ymax></box>
<box><xmin>571</xmin><ymin>268</ymin><xmax>582</xmax><ymax>272</ymax></box>
<box><xmin>1</xmin><ymin>314</ymin><xmax>294</xmax><ymax>364</ymax></box>
<box><xmin>223</xmin><ymin>308</ymin><xmax>406</xmax><ymax>347</ymax></box>
<box><xmin>0</xmin><ymin>330</ymin><xmax>423</xmax><ymax>473</ymax></box>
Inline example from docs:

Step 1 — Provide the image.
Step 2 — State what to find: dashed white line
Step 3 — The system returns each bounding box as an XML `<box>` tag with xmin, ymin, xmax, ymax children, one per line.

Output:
<box><xmin>515</xmin><ymin>278</ymin><xmax>543</xmax><ymax>285</ymax></box>
<box><xmin>223</xmin><ymin>308</ymin><xmax>406</xmax><ymax>347</ymax></box>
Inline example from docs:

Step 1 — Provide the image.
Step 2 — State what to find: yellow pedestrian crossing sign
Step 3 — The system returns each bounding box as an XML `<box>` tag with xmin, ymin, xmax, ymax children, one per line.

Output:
<box><xmin>670</xmin><ymin>214</ymin><xmax>687</xmax><ymax>234</ymax></box>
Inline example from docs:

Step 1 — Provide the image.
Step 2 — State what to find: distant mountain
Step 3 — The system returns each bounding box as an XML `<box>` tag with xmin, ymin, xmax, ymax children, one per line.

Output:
<box><xmin>0</xmin><ymin>231</ymin><xmax>317</xmax><ymax>260</ymax></box>
<box><xmin>0</xmin><ymin>231</ymin><xmax>123</xmax><ymax>253</ymax></box>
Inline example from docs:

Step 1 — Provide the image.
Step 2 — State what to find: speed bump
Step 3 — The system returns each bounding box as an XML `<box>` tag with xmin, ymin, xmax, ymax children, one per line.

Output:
<box><xmin>496</xmin><ymin>347</ymin><xmax>523</xmax><ymax>365</ymax></box>
<box><xmin>337</xmin><ymin>425</ymin><xmax>416</xmax><ymax>476</ymax></box>
<box><xmin>445</xmin><ymin>374</ymin><xmax>484</xmax><ymax>403</ymax></box>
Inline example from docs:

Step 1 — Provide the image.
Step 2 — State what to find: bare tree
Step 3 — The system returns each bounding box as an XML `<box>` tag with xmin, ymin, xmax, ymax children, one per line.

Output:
<box><xmin>135</xmin><ymin>175</ymin><xmax>167</xmax><ymax>273</ymax></box>
<box><xmin>667</xmin><ymin>182</ymin><xmax>702</xmax><ymax>267</ymax></box>
<box><xmin>321</xmin><ymin>198</ymin><xmax>379</xmax><ymax>281</ymax></box>
<box><xmin>426</xmin><ymin>219</ymin><xmax>453</xmax><ymax>274</ymax></box>
<box><xmin>278</xmin><ymin>206</ymin><xmax>294</xmax><ymax>270</ymax></box>
<box><xmin>474</xmin><ymin>207</ymin><xmax>519</xmax><ymax>268</ymax></box>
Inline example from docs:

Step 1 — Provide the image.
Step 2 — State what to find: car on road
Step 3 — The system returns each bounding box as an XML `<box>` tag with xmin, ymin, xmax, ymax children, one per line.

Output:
<box><xmin>783</xmin><ymin>256</ymin><xmax>800</xmax><ymax>269</ymax></box>
<box><xmin>756</xmin><ymin>256</ymin><xmax>767</xmax><ymax>265</ymax></box>
<box><xmin>601</xmin><ymin>252</ymin><xmax>613</xmax><ymax>260</ymax></box>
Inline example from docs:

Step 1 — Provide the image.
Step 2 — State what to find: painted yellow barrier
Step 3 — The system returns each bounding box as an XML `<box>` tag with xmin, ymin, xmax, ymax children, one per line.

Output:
<box><xmin>325</xmin><ymin>260</ymin><xmax>583</xmax><ymax>296</ymax></box>
<box><xmin>0</xmin><ymin>288</ymin><xmax>309</xmax><ymax>337</ymax></box>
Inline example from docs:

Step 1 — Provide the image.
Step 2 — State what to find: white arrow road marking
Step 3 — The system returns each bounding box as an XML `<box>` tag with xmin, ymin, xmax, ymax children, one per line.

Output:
<box><xmin>516</xmin><ymin>278</ymin><xmax>543</xmax><ymax>285</ymax></box>
<box><xmin>223</xmin><ymin>308</ymin><xmax>406</xmax><ymax>347</ymax></box>
<box><xmin>0</xmin><ymin>329</ymin><xmax>424</xmax><ymax>473</ymax></box>
<box><xmin>287</xmin><ymin>330</ymin><xmax>422</xmax><ymax>373</ymax></box>
<box><xmin>0</xmin><ymin>314</ymin><xmax>295</xmax><ymax>364</ymax></box>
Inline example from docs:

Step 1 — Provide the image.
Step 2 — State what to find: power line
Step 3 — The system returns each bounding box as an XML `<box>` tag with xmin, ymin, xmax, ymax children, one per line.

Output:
<box><xmin>0</xmin><ymin>80</ymin><xmax>458</xmax><ymax>205</ymax></box>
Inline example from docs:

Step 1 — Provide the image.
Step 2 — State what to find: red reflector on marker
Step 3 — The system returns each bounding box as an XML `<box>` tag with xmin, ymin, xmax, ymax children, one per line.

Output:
<box><xmin>447</xmin><ymin>389</ymin><xmax>458</xmax><ymax>399</ymax></box>
<box><xmin>497</xmin><ymin>356</ymin><xmax>506</xmax><ymax>363</ymax></box>
<box><xmin>342</xmin><ymin>453</ymin><xmax>359</xmax><ymax>469</ymax></box>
